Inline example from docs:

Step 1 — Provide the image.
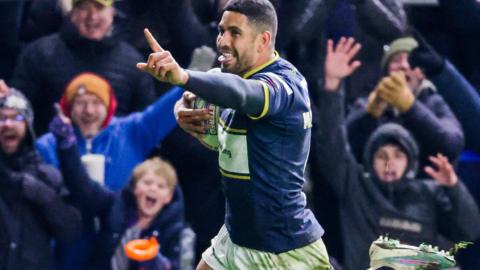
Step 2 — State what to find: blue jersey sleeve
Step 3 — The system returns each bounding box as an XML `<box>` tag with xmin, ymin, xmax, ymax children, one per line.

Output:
<box><xmin>249</xmin><ymin>72</ymin><xmax>295</xmax><ymax>119</ymax></box>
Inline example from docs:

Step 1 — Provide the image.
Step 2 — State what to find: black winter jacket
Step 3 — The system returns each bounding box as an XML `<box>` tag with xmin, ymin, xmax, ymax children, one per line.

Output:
<box><xmin>0</xmin><ymin>147</ymin><xmax>82</xmax><ymax>270</ymax></box>
<box><xmin>310</xmin><ymin>89</ymin><xmax>480</xmax><ymax>270</ymax></box>
<box><xmin>11</xmin><ymin>20</ymin><xmax>155</xmax><ymax>135</ymax></box>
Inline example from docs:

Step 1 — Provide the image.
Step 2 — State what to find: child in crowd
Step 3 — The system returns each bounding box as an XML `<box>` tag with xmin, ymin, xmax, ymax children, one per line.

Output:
<box><xmin>51</xmin><ymin>113</ymin><xmax>184</xmax><ymax>270</ymax></box>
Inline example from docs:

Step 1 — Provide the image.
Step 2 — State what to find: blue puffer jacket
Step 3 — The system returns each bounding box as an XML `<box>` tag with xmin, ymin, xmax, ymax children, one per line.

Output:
<box><xmin>36</xmin><ymin>86</ymin><xmax>183</xmax><ymax>192</ymax></box>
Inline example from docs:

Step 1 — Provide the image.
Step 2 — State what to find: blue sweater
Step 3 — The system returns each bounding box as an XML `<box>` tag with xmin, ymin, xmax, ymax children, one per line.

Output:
<box><xmin>36</xmin><ymin>86</ymin><xmax>183</xmax><ymax>191</ymax></box>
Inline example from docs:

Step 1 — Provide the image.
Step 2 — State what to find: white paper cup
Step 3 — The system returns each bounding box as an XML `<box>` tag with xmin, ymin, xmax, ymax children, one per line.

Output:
<box><xmin>81</xmin><ymin>154</ymin><xmax>105</xmax><ymax>185</ymax></box>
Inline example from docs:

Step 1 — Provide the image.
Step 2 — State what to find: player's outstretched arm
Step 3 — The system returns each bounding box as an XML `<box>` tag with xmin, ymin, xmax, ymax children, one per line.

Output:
<box><xmin>137</xmin><ymin>29</ymin><xmax>264</xmax><ymax>116</ymax></box>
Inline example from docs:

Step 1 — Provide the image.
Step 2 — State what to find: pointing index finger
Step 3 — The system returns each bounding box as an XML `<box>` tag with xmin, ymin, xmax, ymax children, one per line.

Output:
<box><xmin>144</xmin><ymin>28</ymin><xmax>164</xmax><ymax>53</ymax></box>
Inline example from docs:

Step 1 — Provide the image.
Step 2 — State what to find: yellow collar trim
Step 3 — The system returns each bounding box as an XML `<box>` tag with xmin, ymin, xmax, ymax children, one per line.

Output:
<box><xmin>242</xmin><ymin>51</ymin><xmax>279</xmax><ymax>79</ymax></box>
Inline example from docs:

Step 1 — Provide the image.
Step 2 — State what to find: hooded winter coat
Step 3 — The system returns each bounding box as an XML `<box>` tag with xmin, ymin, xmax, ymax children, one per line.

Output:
<box><xmin>310</xmin><ymin>88</ymin><xmax>480</xmax><ymax>270</ymax></box>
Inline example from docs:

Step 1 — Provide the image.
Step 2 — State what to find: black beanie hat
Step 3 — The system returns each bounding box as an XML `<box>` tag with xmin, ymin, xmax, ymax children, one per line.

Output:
<box><xmin>363</xmin><ymin>123</ymin><xmax>419</xmax><ymax>180</ymax></box>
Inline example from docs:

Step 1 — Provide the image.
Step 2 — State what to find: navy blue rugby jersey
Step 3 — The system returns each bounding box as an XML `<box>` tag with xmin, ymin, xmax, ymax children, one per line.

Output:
<box><xmin>217</xmin><ymin>52</ymin><xmax>324</xmax><ymax>253</ymax></box>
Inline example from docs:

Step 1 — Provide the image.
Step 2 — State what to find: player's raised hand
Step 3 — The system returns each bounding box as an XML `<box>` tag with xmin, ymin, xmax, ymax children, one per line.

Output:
<box><xmin>324</xmin><ymin>37</ymin><xmax>362</xmax><ymax>91</ymax></box>
<box><xmin>137</xmin><ymin>28</ymin><xmax>189</xmax><ymax>85</ymax></box>
<box><xmin>424</xmin><ymin>153</ymin><xmax>458</xmax><ymax>187</ymax></box>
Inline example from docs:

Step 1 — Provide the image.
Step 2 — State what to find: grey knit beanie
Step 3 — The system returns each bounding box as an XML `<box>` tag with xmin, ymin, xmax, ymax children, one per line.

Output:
<box><xmin>381</xmin><ymin>37</ymin><xmax>419</xmax><ymax>72</ymax></box>
<box><xmin>0</xmin><ymin>88</ymin><xmax>36</xmax><ymax>141</ymax></box>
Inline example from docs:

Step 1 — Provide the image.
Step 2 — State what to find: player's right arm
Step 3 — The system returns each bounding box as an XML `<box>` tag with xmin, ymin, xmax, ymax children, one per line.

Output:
<box><xmin>137</xmin><ymin>28</ymin><xmax>266</xmax><ymax>116</ymax></box>
<box><xmin>184</xmin><ymin>70</ymin><xmax>265</xmax><ymax>116</ymax></box>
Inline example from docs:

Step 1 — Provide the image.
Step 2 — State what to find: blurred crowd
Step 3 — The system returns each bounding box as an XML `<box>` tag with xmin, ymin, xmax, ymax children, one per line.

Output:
<box><xmin>0</xmin><ymin>0</ymin><xmax>479</xmax><ymax>269</ymax></box>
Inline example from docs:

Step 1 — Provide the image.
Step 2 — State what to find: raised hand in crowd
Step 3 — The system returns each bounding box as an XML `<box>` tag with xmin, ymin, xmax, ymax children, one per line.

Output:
<box><xmin>324</xmin><ymin>37</ymin><xmax>362</xmax><ymax>91</ymax></box>
<box><xmin>48</xmin><ymin>103</ymin><xmax>76</xmax><ymax>150</ymax></box>
<box><xmin>49</xmin><ymin>116</ymin><xmax>76</xmax><ymax>150</ymax></box>
<box><xmin>137</xmin><ymin>28</ymin><xmax>189</xmax><ymax>86</ymax></box>
<box><xmin>424</xmin><ymin>153</ymin><xmax>459</xmax><ymax>188</ymax></box>
<box><xmin>0</xmin><ymin>79</ymin><xmax>10</xmax><ymax>98</ymax></box>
